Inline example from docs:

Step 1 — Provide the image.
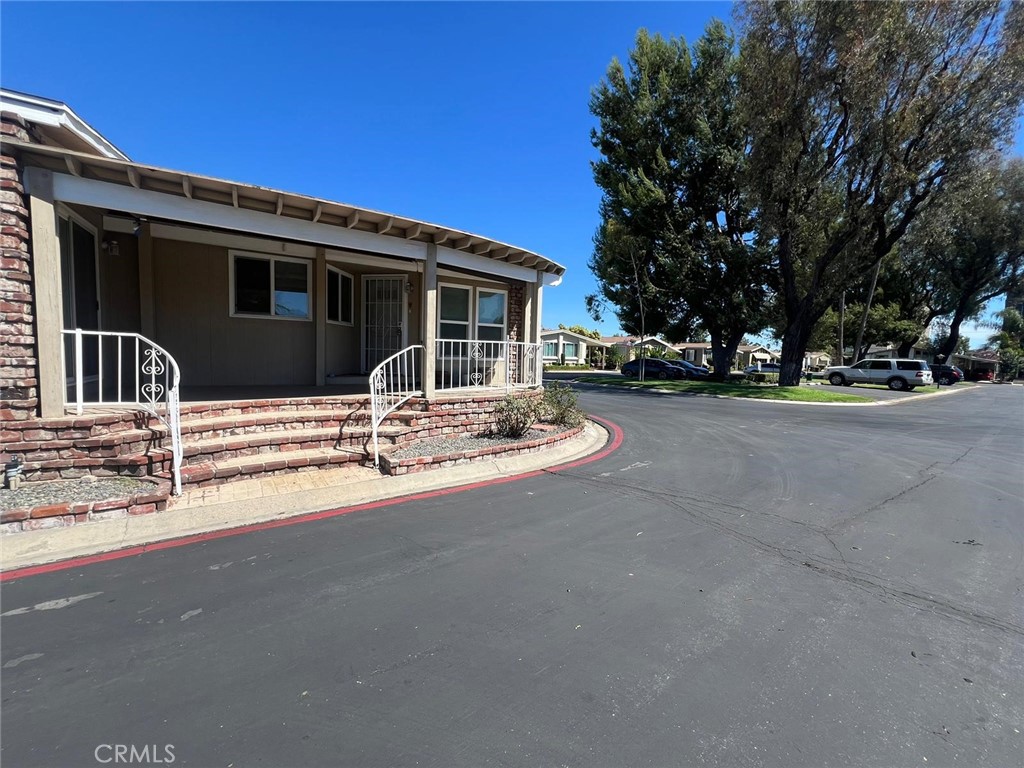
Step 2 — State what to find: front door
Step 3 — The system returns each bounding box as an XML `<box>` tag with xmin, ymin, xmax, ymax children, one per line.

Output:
<box><xmin>363</xmin><ymin>275</ymin><xmax>407</xmax><ymax>372</ymax></box>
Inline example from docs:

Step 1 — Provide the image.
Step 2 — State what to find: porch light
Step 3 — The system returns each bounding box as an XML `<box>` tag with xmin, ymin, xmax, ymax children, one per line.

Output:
<box><xmin>405</xmin><ymin>281</ymin><xmax>414</xmax><ymax>294</ymax></box>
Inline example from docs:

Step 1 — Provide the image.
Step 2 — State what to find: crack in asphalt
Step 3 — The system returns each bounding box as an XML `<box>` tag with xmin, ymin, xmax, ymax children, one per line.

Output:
<box><xmin>543</xmin><ymin>467</ymin><xmax>1024</xmax><ymax>638</ymax></box>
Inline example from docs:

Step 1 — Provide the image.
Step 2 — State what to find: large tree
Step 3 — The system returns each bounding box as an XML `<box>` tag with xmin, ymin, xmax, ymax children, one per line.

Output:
<box><xmin>588</xmin><ymin>22</ymin><xmax>772</xmax><ymax>377</ymax></box>
<box><xmin>739</xmin><ymin>1</ymin><xmax>1024</xmax><ymax>384</ymax></box>
<box><xmin>916</xmin><ymin>159</ymin><xmax>1024</xmax><ymax>361</ymax></box>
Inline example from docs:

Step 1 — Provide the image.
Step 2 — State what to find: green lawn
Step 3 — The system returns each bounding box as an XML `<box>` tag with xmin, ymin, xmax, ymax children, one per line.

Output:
<box><xmin>576</xmin><ymin>375</ymin><xmax>874</xmax><ymax>403</ymax></box>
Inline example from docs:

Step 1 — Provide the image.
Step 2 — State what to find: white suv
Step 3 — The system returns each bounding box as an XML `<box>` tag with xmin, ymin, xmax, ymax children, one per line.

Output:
<box><xmin>823</xmin><ymin>359</ymin><xmax>933</xmax><ymax>391</ymax></box>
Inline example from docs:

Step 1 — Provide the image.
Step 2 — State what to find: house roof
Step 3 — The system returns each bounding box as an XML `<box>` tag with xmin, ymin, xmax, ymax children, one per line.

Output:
<box><xmin>2</xmin><ymin>97</ymin><xmax>565</xmax><ymax>278</ymax></box>
<box><xmin>0</xmin><ymin>88</ymin><xmax>129</xmax><ymax>161</ymax></box>
<box><xmin>540</xmin><ymin>329</ymin><xmax>609</xmax><ymax>346</ymax></box>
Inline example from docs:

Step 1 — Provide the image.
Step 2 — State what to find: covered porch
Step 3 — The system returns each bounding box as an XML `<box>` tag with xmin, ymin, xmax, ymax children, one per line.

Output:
<box><xmin>13</xmin><ymin>142</ymin><xmax>558</xmax><ymax>419</ymax></box>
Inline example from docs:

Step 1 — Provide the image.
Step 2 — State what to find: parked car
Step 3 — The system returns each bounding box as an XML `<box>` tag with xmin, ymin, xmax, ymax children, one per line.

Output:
<box><xmin>670</xmin><ymin>360</ymin><xmax>711</xmax><ymax>379</ymax></box>
<box><xmin>930</xmin><ymin>364</ymin><xmax>965</xmax><ymax>386</ymax></box>
<box><xmin>743</xmin><ymin>362</ymin><xmax>781</xmax><ymax>374</ymax></box>
<box><xmin>620</xmin><ymin>358</ymin><xmax>685</xmax><ymax>380</ymax></box>
<box><xmin>965</xmin><ymin>368</ymin><xmax>994</xmax><ymax>382</ymax></box>
<box><xmin>823</xmin><ymin>358</ymin><xmax>933</xmax><ymax>390</ymax></box>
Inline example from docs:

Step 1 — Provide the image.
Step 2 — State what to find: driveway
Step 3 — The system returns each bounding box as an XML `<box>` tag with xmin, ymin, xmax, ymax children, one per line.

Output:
<box><xmin>2</xmin><ymin>386</ymin><xmax>1021</xmax><ymax>767</ymax></box>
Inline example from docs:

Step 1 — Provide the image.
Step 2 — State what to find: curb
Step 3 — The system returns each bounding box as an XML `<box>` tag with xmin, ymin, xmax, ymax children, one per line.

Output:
<box><xmin>0</xmin><ymin>418</ymin><xmax>618</xmax><ymax>578</ymax></box>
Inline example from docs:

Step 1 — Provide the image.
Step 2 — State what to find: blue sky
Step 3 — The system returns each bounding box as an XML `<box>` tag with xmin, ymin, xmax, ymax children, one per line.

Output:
<box><xmin>2</xmin><ymin>1</ymin><xmax>1020</xmax><ymax>346</ymax></box>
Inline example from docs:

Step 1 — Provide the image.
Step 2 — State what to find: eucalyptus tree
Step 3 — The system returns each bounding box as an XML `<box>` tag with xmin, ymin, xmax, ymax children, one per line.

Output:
<box><xmin>739</xmin><ymin>1</ymin><xmax>1024</xmax><ymax>384</ymax></box>
<box><xmin>588</xmin><ymin>22</ymin><xmax>772</xmax><ymax>377</ymax></box>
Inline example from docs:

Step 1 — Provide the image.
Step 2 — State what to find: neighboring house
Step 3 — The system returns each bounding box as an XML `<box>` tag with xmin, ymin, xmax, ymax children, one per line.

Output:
<box><xmin>600</xmin><ymin>335</ymin><xmax>678</xmax><ymax>362</ymax></box>
<box><xmin>540</xmin><ymin>329</ymin><xmax>609</xmax><ymax>367</ymax></box>
<box><xmin>734</xmin><ymin>344</ymin><xmax>777</xmax><ymax>370</ymax></box>
<box><xmin>674</xmin><ymin>342</ymin><xmax>712</xmax><ymax>367</ymax></box>
<box><xmin>951</xmin><ymin>349</ymin><xmax>1000</xmax><ymax>378</ymax></box>
<box><xmin>673</xmin><ymin>342</ymin><xmax>777</xmax><ymax>371</ymax></box>
<box><xmin>0</xmin><ymin>89</ymin><xmax>564</xmax><ymax>500</ymax></box>
<box><xmin>863</xmin><ymin>343</ymin><xmax>929</xmax><ymax>360</ymax></box>
<box><xmin>803</xmin><ymin>351</ymin><xmax>832</xmax><ymax>371</ymax></box>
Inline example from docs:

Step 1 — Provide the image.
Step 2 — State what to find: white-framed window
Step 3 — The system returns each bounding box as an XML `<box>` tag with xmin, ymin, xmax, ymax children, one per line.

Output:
<box><xmin>438</xmin><ymin>284</ymin><xmax>509</xmax><ymax>341</ymax></box>
<box><xmin>230</xmin><ymin>251</ymin><xmax>311</xmax><ymax>320</ymax></box>
<box><xmin>439</xmin><ymin>284</ymin><xmax>471</xmax><ymax>339</ymax></box>
<box><xmin>543</xmin><ymin>341</ymin><xmax>557</xmax><ymax>357</ymax></box>
<box><xmin>326</xmin><ymin>266</ymin><xmax>354</xmax><ymax>325</ymax></box>
<box><xmin>476</xmin><ymin>289</ymin><xmax>507</xmax><ymax>341</ymax></box>
<box><xmin>564</xmin><ymin>342</ymin><xmax>579</xmax><ymax>359</ymax></box>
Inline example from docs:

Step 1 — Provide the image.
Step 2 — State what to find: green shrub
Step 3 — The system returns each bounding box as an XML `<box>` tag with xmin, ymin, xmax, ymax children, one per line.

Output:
<box><xmin>747</xmin><ymin>372</ymin><xmax>780</xmax><ymax>384</ymax></box>
<box><xmin>494</xmin><ymin>393</ymin><xmax>537</xmax><ymax>437</ymax></box>
<box><xmin>539</xmin><ymin>382</ymin><xmax>587</xmax><ymax>428</ymax></box>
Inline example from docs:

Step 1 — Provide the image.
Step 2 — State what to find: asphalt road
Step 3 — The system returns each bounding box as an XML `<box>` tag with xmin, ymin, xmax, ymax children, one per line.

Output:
<box><xmin>2</xmin><ymin>385</ymin><xmax>1022</xmax><ymax>768</ymax></box>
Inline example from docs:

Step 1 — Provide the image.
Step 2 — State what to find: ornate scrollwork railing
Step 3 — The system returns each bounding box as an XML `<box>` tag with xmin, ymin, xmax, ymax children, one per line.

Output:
<box><xmin>369</xmin><ymin>345</ymin><xmax>424</xmax><ymax>468</ymax></box>
<box><xmin>435</xmin><ymin>339</ymin><xmax>543</xmax><ymax>391</ymax></box>
<box><xmin>62</xmin><ymin>329</ymin><xmax>183</xmax><ymax>495</ymax></box>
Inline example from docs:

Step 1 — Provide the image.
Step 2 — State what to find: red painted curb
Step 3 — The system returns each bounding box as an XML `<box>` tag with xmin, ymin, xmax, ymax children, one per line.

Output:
<box><xmin>0</xmin><ymin>417</ymin><xmax>624</xmax><ymax>582</ymax></box>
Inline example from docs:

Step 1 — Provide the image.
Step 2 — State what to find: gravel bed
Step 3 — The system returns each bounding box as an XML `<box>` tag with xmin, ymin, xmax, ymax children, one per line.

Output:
<box><xmin>390</xmin><ymin>427</ymin><xmax>569</xmax><ymax>461</ymax></box>
<box><xmin>0</xmin><ymin>476</ymin><xmax>156</xmax><ymax>511</ymax></box>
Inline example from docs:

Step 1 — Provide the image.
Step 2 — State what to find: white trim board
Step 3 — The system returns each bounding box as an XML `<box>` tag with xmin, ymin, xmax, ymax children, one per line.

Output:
<box><xmin>51</xmin><ymin>171</ymin><xmax>542</xmax><ymax>281</ymax></box>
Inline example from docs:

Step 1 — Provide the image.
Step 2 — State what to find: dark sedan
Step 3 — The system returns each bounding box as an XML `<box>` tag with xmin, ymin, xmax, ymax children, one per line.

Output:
<box><xmin>620</xmin><ymin>358</ymin><xmax>686</xmax><ymax>380</ymax></box>
<box><xmin>670</xmin><ymin>360</ymin><xmax>712</xmax><ymax>379</ymax></box>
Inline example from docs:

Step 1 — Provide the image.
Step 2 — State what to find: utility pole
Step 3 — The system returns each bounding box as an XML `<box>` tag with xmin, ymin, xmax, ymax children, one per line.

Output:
<box><xmin>837</xmin><ymin>291</ymin><xmax>846</xmax><ymax>365</ymax></box>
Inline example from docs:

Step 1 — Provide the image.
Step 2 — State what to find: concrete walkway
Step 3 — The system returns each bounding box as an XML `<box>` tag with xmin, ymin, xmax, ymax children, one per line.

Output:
<box><xmin>0</xmin><ymin>421</ymin><xmax>609</xmax><ymax>571</ymax></box>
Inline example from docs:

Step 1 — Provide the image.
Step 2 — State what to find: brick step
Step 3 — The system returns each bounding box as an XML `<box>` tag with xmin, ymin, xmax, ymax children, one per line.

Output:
<box><xmin>4</xmin><ymin>424</ymin><xmax>170</xmax><ymax>461</ymax></box>
<box><xmin>173</xmin><ymin>445</ymin><xmax>368</xmax><ymax>489</ymax></box>
<box><xmin>175</xmin><ymin>425</ymin><xmax>404</xmax><ymax>467</ymax></box>
<box><xmin>178</xmin><ymin>394</ymin><xmax>433</xmax><ymax>418</ymax></box>
<box><xmin>2</xmin><ymin>411</ymin><xmax>162</xmax><ymax>446</ymax></box>
<box><xmin>177</xmin><ymin>408</ymin><xmax>423</xmax><ymax>440</ymax></box>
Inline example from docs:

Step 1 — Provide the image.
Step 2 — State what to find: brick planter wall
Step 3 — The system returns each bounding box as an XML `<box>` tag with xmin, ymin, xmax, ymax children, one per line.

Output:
<box><xmin>0</xmin><ymin>113</ymin><xmax>39</xmax><ymax>422</ymax></box>
<box><xmin>379</xmin><ymin>423</ymin><xmax>583</xmax><ymax>476</ymax></box>
<box><xmin>0</xmin><ymin>477</ymin><xmax>171</xmax><ymax>534</ymax></box>
<box><xmin>399</xmin><ymin>390</ymin><xmax>543</xmax><ymax>444</ymax></box>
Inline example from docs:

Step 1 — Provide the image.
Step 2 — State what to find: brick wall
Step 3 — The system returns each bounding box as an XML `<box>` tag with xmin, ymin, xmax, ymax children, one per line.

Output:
<box><xmin>508</xmin><ymin>281</ymin><xmax>524</xmax><ymax>342</ymax></box>
<box><xmin>0</xmin><ymin>113</ymin><xmax>39</xmax><ymax>422</ymax></box>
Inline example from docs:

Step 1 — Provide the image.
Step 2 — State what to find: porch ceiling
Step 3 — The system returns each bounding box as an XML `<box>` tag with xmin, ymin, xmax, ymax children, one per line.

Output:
<box><xmin>4</xmin><ymin>140</ymin><xmax>565</xmax><ymax>276</ymax></box>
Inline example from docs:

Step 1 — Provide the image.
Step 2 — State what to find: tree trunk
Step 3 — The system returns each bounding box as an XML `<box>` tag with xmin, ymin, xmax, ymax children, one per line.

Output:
<box><xmin>779</xmin><ymin>308</ymin><xmax>815</xmax><ymax>386</ymax></box>
<box><xmin>709</xmin><ymin>329</ymin><xmax>743</xmax><ymax>382</ymax></box>
<box><xmin>935</xmin><ymin>309</ymin><xmax>968</xmax><ymax>362</ymax></box>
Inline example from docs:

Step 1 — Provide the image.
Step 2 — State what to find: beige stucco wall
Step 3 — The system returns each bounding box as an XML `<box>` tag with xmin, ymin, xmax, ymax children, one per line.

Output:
<box><xmin>152</xmin><ymin>239</ymin><xmax>316</xmax><ymax>385</ymax></box>
<box><xmin>97</xmin><ymin>232</ymin><xmax>141</xmax><ymax>333</ymax></box>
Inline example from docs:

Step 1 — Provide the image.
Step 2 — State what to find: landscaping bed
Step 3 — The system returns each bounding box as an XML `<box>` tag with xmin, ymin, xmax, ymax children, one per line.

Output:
<box><xmin>379</xmin><ymin>423</ymin><xmax>583</xmax><ymax>476</ymax></box>
<box><xmin>1</xmin><ymin>476</ymin><xmax>171</xmax><ymax>533</ymax></box>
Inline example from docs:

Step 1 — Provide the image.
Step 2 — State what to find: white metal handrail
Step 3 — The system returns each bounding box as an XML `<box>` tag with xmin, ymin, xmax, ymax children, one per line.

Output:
<box><xmin>435</xmin><ymin>339</ymin><xmax>542</xmax><ymax>391</ymax></box>
<box><xmin>369</xmin><ymin>345</ymin><xmax>424</xmax><ymax>468</ymax></box>
<box><xmin>62</xmin><ymin>329</ymin><xmax>183</xmax><ymax>495</ymax></box>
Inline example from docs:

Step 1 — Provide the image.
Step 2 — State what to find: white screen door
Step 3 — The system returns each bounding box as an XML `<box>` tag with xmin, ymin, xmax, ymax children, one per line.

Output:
<box><xmin>363</xmin><ymin>275</ymin><xmax>407</xmax><ymax>372</ymax></box>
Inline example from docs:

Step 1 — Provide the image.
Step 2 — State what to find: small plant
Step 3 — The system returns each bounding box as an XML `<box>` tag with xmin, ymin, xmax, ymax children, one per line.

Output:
<box><xmin>539</xmin><ymin>382</ymin><xmax>586</xmax><ymax>428</ymax></box>
<box><xmin>747</xmin><ymin>372</ymin><xmax>780</xmax><ymax>384</ymax></box>
<box><xmin>493</xmin><ymin>393</ymin><xmax>537</xmax><ymax>437</ymax></box>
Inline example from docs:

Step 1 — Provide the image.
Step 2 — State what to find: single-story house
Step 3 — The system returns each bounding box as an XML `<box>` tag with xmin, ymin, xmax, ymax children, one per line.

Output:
<box><xmin>672</xmin><ymin>342</ymin><xmax>778</xmax><ymax>371</ymax></box>
<box><xmin>950</xmin><ymin>349</ymin><xmax>1000</xmax><ymax>378</ymax></box>
<box><xmin>601</xmin><ymin>335</ymin><xmax>678</xmax><ymax>362</ymax></box>
<box><xmin>540</xmin><ymin>328</ymin><xmax>609</xmax><ymax>367</ymax></box>
<box><xmin>803</xmin><ymin>351</ymin><xmax>832</xmax><ymax>371</ymax></box>
<box><xmin>0</xmin><ymin>89</ymin><xmax>564</xmax><ymax>498</ymax></box>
